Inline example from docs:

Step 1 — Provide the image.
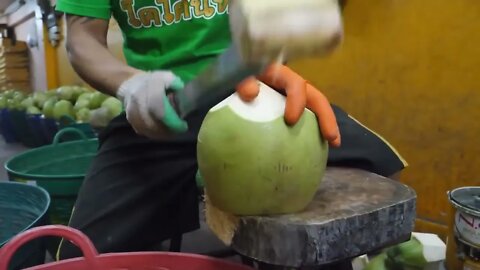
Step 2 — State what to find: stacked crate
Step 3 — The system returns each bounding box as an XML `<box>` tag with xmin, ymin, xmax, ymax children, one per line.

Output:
<box><xmin>0</xmin><ymin>38</ymin><xmax>31</xmax><ymax>93</ymax></box>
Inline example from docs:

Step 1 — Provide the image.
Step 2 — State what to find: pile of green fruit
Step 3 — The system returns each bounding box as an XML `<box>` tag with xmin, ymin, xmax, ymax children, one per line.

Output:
<box><xmin>0</xmin><ymin>86</ymin><xmax>123</xmax><ymax>124</ymax></box>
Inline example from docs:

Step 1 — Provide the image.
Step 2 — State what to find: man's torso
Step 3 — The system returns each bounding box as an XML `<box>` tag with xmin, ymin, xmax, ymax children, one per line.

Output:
<box><xmin>112</xmin><ymin>0</ymin><xmax>232</xmax><ymax>82</ymax></box>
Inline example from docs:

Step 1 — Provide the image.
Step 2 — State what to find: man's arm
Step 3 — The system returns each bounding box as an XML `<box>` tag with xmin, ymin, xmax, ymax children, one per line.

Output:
<box><xmin>65</xmin><ymin>14</ymin><xmax>188</xmax><ymax>137</ymax></box>
<box><xmin>65</xmin><ymin>15</ymin><xmax>141</xmax><ymax>96</ymax></box>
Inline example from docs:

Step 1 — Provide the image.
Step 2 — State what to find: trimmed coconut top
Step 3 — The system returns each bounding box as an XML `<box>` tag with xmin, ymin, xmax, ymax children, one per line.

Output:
<box><xmin>229</xmin><ymin>0</ymin><xmax>342</xmax><ymax>60</ymax></box>
<box><xmin>210</xmin><ymin>81</ymin><xmax>286</xmax><ymax>122</ymax></box>
<box><xmin>411</xmin><ymin>232</ymin><xmax>447</xmax><ymax>262</ymax></box>
<box><xmin>247</xmin><ymin>1</ymin><xmax>342</xmax><ymax>45</ymax></box>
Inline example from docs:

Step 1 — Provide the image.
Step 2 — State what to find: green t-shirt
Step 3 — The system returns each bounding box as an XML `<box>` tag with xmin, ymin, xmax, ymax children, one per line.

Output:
<box><xmin>56</xmin><ymin>0</ymin><xmax>231</xmax><ymax>83</ymax></box>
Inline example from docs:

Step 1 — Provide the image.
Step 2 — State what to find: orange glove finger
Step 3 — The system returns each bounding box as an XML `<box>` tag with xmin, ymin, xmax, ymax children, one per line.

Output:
<box><xmin>258</xmin><ymin>64</ymin><xmax>307</xmax><ymax>125</ymax></box>
<box><xmin>235</xmin><ymin>76</ymin><xmax>259</xmax><ymax>102</ymax></box>
<box><xmin>306</xmin><ymin>83</ymin><xmax>341</xmax><ymax>147</ymax></box>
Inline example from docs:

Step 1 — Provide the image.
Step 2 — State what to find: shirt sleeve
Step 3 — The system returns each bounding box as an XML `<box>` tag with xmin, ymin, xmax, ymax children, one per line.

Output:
<box><xmin>55</xmin><ymin>0</ymin><xmax>112</xmax><ymax>20</ymax></box>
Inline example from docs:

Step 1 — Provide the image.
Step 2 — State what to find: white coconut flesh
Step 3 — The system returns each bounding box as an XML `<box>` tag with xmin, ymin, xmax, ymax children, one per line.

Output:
<box><xmin>210</xmin><ymin>81</ymin><xmax>313</xmax><ymax>122</ymax></box>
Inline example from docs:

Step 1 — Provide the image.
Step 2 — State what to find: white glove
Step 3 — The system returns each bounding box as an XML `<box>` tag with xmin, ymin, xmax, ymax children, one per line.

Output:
<box><xmin>117</xmin><ymin>71</ymin><xmax>188</xmax><ymax>139</ymax></box>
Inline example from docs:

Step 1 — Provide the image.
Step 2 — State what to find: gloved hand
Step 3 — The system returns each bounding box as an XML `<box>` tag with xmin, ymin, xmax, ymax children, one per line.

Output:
<box><xmin>117</xmin><ymin>71</ymin><xmax>188</xmax><ymax>139</ymax></box>
<box><xmin>235</xmin><ymin>64</ymin><xmax>341</xmax><ymax>147</ymax></box>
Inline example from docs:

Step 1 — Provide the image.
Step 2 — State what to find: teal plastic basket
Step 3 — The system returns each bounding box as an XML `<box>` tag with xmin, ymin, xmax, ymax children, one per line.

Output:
<box><xmin>4</xmin><ymin>128</ymin><xmax>99</xmax><ymax>225</ymax></box>
<box><xmin>57</xmin><ymin>115</ymin><xmax>97</xmax><ymax>142</ymax></box>
<box><xmin>0</xmin><ymin>182</ymin><xmax>51</xmax><ymax>270</ymax></box>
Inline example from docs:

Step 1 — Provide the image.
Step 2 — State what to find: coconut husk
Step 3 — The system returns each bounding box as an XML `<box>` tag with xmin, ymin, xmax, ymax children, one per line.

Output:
<box><xmin>203</xmin><ymin>190</ymin><xmax>240</xmax><ymax>246</ymax></box>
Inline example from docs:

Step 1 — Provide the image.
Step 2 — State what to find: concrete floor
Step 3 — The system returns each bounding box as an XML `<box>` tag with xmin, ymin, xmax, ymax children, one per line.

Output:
<box><xmin>0</xmin><ymin>136</ymin><xmax>239</xmax><ymax>263</ymax></box>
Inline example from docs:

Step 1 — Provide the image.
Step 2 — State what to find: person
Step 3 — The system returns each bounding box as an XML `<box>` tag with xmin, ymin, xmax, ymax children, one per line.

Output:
<box><xmin>54</xmin><ymin>0</ymin><xmax>407</xmax><ymax>260</ymax></box>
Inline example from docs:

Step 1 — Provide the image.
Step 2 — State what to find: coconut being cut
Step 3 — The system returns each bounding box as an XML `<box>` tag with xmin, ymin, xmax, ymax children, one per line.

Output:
<box><xmin>198</xmin><ymin>82</ymin><xmax>328</xmax><ymax>216</ymax></box>
<box><xmin>197</xmin><ymin>82</ymin><xmax>329</xmax><ymax>244</ymax></box>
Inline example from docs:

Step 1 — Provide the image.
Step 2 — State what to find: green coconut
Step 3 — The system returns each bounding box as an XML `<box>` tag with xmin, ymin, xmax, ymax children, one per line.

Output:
<box><xmin>53</xmin><ymin>100</ymin><xmax>75</xmax><ymax>120</ymax></box>
<box><xmin>197</xmin><ymin>81</ymin><xmax>328</xmax><ymax>216</ymax></box>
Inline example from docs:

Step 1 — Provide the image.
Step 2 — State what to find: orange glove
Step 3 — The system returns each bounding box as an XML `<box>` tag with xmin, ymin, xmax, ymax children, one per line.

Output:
<box><xmin>235</xmin><ymin>64</ymin><xmax>341</xmax><ymax>147</ymax></box>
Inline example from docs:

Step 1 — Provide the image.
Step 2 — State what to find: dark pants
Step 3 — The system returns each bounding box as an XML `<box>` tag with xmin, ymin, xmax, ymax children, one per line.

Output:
<box><xmin>56</xmin><ymin>104</ymin><xmax>406</xmax><ymax>260</ymax></box>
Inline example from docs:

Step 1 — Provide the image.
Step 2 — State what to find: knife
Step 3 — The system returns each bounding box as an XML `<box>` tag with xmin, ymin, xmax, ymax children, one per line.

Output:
<box><xmin>169</xmin><ymin>42</ymin><xmax>271</xmax><ymax>119</ymax></box>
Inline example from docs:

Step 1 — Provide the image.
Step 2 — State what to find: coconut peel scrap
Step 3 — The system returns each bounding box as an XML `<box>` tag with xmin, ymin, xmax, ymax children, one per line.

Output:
<box><xmin>204</xmin><ymin>191</ymin><xmax>240</xmax><ymax>246</ymax></box>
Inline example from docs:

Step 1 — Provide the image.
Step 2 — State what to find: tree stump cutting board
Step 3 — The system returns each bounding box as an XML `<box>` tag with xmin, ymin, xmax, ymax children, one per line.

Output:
<box><xmin>205</xmin><ymin>167</ymin><xmax>417</xmax><ymax>268</ymax></box>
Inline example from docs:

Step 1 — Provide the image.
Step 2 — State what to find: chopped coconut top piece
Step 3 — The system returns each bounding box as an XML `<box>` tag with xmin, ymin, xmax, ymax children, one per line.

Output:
<box><xmin>412</xmin><ymin>232</ymin><xmax>447</xmax><ymax>262</ymax></box>
<box><xmin>229</xmin><ymin>0</ymin><xmax>342</xmax><ymax>60</ymax></box>
<box><xmin>248</xmin><ymin>4</ymin><xmax>342</xmax><ymax>44</ymax></box>
<box><xmin>210</xmin><ymin>81</ymin><xmax>286</xmax><ymax>123</ymax></box>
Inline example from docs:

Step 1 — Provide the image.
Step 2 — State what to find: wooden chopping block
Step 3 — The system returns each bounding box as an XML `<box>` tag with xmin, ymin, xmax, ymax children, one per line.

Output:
<box><xmin>204</xmin><ymin>167</ymin><xmax>417</xmax><ymax>268</ymax></box>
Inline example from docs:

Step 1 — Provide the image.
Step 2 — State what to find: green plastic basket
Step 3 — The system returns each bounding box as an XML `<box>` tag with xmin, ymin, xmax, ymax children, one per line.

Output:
<box><xmin>57</xmin><ymin>115</ymin><xmax>97</xmax><ymax>141</ymax></box>
<box><xmin>0</xmin><ymin>182</ymin><xmax>51</xmax><ymax>270</ymax></box>
<box><xmin>4</xmin><ymin>128</ymin><xmax>99</xmax><ymax>226</ymax></box>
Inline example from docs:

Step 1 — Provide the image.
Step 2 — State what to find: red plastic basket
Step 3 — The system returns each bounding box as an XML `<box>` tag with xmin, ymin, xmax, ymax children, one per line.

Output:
<box><xmin>0</xmin><ymin>225</ymin><xmax>254</xmax><ymax>270</ymax></box>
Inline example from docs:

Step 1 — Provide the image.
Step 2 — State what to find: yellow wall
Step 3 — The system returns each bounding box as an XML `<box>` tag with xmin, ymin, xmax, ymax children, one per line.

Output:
<box><xmin>290</xmin><ymin>0</ymin><xmax>480</xmax><ymax>237</ymax></box>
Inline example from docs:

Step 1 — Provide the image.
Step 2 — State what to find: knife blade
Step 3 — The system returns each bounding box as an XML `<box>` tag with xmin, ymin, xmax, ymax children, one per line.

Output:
<box><xmin>170</xmin><ymin>42</ymin><xmax>271</xmax><ymax>119</ymax></box>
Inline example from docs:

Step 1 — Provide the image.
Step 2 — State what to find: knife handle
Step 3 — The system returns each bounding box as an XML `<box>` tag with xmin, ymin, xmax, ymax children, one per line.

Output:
<box><xmin>166</xmin><ymin>91</ymin><xmax>183</xmax><ymax>117</ymax></box>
